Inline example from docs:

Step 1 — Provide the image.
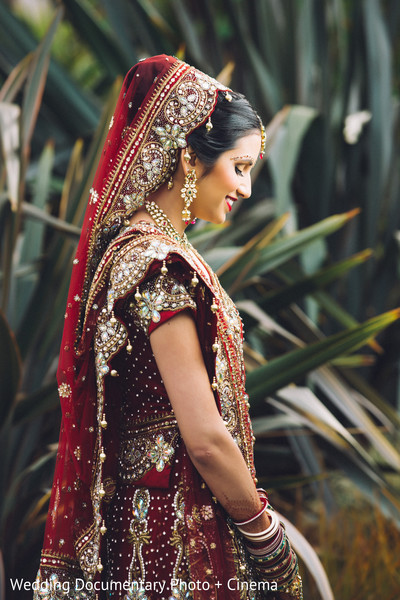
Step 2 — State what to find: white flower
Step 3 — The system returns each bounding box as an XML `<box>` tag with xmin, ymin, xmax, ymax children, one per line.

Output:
<box><xmin>343</xmin><ymin>110</ymin><xmax>372</xmax><ymax>144</ymax></box>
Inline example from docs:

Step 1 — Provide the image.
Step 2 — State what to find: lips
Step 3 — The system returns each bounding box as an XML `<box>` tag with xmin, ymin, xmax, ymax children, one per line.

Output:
<box><xmin>225</xmin><ymin>196</ymin><xmax>236</xmax><ymax>212</ymax></box>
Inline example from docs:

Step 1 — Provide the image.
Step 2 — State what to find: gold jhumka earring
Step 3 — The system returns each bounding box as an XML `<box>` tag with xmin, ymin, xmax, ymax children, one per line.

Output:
<box><xmin>181</xmin><ymin>149</ymin><xmax>197</xmax><ymax>223</ymax></box>
<box><xmin>181</xmin><ymin>170</ymin><xmax>197</xmax><ymax>222</ymax></box>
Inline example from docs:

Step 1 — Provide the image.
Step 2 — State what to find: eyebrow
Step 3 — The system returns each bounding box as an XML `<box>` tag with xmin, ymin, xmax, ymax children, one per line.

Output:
<box><xmin>230</xmin><ymin>156</ymin><xmax>254</xmax><ymax>164</ymax></box>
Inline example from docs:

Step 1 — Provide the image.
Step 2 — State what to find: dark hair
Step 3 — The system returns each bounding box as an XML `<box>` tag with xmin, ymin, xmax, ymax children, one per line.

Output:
<box><xmin>187</xmin><ymin>91</ymin><xmax>261</xmax><ymax>172</ymax></box>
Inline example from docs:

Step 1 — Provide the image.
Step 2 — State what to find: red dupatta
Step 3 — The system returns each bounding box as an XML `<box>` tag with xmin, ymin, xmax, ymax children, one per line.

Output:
<box><xmin>36</xmin><ymin>55</ymin><xmax>232</xmax><ymax>592</ymax></box>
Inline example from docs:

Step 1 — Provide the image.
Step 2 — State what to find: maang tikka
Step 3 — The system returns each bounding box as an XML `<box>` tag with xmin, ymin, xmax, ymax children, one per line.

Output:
<box><xmin>181</xmin><ymin>149</ymin><xmax>197</xmax><ymax>223</ymax></box>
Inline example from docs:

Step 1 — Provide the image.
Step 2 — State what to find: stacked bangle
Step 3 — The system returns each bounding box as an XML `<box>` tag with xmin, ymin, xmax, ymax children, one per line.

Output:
<box><xmin>233</xmin><ymin>489</ymin><xmax>303</xmax><ymax>600</ymax></box>
<box><xmin>232</xmin><ymin>495</ymin><xmax>268</xmax><ymax>528</ymax></box>
<box><xmin>237</xmin><ymin>507</ymin><xmax>280</xmax><ymax>541</ymax></box>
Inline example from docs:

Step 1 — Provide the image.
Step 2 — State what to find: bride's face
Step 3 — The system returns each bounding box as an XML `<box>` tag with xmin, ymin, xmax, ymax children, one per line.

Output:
<box><xmin>190</xmin><ymin>131</ymin><xmax>261</xmax><ymax>224</ymax></box>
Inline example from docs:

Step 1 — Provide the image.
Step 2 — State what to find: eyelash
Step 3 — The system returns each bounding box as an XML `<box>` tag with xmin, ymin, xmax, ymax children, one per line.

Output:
<box><xmin>235</xmin><ymin>166</ymin><xmax>244</xmax><ymax>177</ymax></box>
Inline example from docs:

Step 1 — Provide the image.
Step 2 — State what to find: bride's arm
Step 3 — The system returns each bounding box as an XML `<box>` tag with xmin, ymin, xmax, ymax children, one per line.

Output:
<box><xmin>150</xmin><ymin>309</ymin><xmax>269</xmax><ymax>533</ymax></box>
<box><xmin>151</xmin><ymin>310</ymin><xmax>295</xmax><ymax>599</ymax></box>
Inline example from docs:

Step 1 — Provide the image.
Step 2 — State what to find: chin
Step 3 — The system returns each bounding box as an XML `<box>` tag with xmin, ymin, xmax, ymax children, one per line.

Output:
<box><xmin>213</xmin><ymin>214</ymin><xmax>227</xmax><ymax>225</ymax></box>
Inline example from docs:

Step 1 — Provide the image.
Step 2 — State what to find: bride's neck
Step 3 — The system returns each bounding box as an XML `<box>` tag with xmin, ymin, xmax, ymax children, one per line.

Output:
<box><xmin>130</xmin><ymin>183</ymin><xmax>187</xmax><ymax>235</ymax></box>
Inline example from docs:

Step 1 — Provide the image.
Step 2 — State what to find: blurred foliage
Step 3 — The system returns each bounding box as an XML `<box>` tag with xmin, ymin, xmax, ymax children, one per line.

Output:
<box><xmin>1</xmin><ymin>1</ymin><xmax>400</xmax><ymax>599</ymax></box>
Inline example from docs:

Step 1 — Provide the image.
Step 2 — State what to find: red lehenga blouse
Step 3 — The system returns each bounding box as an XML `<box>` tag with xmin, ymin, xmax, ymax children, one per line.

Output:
<box><xmin>35</xmin><ymin>220</ymin><xmax>278</xmax><ymax>600</ymax></box>
<box><xmin>95</xmin><ymin>221</ymin><xmax>260</xmax><ymax>600</ymax></box>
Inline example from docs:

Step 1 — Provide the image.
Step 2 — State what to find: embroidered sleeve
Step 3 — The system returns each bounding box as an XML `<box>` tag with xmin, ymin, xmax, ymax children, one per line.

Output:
<box><xmin>130</xmin><ymin>272</ymin><xmax>197</xmax><ymax>335</ymax></box>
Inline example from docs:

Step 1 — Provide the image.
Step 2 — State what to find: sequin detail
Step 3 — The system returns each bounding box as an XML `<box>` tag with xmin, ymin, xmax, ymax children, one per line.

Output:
<box><xmin>119</xmin><ymin>418</ymin><xmax>178</xmax><ymax>482</ymax></box>
<box><xmin>132</xmin><ymin>273</ymin><xmax>196</xmax><ymax>335</ymax></box>
<box><xmin>58</xmin><ymin>383</ymin><xmax>72</xmax><ymax>398</ymax></box>
<box><xmin>127</xmin><ymin>489</ymin><xmax>151</xmax><ymax>582</ymax></box>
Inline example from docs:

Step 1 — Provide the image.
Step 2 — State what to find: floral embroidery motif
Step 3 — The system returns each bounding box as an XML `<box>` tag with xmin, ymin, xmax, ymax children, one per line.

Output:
<box><xmin>58</xmin><ymin>383</ymin><xmax>72</xmax><ymax>398</ymax></box>
<box><xmin>168</xmin><ymin>588</ymin><xmax>192</xmax><ymax>600</ymax></box>
<box><xmin>154</xmin><ymin>123</ymin><xmax>187</xmax><ymax>151</ymax></box>
<box><xmin>132</xmin><ymin>273</ymin><xmax>196</xmax><ymax>336</ymax></box>
<box><xmin>123</xmin><ymin>582</ymin><xmax>149</xmax><ymax>600</ymax></box>
<box><xmin>94</xmin><ymin>309</ymin><xmax>128</xmax><ymax>372</ymax></box>
<box><xmin>123</xmin><ymin>192</ymin><xmax>145</xmax><ymax>214</ymax></box>
<box><xmin>147</xmin><ymin>434</ymin><xmax>174</xmax><ymax>471</ymax></box>
<box><xmin>33</xmin><ymin>571</ymin><xmax>95</xmax><ymax>600</ymax></box>
<box><xmin>200</xmin><ymin>505</ymin><xmax>214</xmax><ymax>521</ymax></box>
<box><xmin>127</xmin><ymin>489</ymin><xmax>151</xmax><ymax>582</ymax></box>
<box><xmin>89</xmin><ymin>187</ymin><xmax>99</xmax><ymax>205</ymax></box>
<box><xmin>119</xmin><ymin>420</ymin><xmax>178</xmax><ymax>482</ymax></box>
<box><xmin>137</xmin><ymin>289</ymin><xmax>163</xmax><ymax>324</ymax></box>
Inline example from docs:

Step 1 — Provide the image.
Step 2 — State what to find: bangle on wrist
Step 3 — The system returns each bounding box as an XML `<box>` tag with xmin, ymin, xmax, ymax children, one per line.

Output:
<box><xmin>237</xmin><ymin>508</ymin><xmax>280</xmax><ymax>541</ymax></box>
<box><xmin>232</xmin><ymin>495</ymin><xmax>268</xmax><ymax>527</ymax></box>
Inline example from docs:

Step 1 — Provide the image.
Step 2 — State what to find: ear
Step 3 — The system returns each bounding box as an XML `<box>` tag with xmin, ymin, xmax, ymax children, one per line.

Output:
<box><xmin>180</xmin><ymin>146</ymin><xmax>197</xmax><ymax>175</ymax></box>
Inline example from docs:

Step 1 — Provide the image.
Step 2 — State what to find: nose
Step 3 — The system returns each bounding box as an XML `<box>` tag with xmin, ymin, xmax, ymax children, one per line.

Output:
<box><xmin>237</xmin><ymin>173</ymin><xmax>252</xmax><ymax>199</ymax></box>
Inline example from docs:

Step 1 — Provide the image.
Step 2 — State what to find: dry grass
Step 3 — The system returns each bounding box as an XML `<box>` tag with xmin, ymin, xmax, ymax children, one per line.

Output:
<box><xmin>300</xmin><ymin>489</ymin><xmax>400</xmax><ymax>600</ymax></box>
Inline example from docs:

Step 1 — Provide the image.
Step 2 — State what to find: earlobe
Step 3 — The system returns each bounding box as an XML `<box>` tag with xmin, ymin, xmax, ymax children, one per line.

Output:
<box><xmin>180</xmin><ymin>146</ymin><xmax>197</xmax><ymax>174</ymax></box>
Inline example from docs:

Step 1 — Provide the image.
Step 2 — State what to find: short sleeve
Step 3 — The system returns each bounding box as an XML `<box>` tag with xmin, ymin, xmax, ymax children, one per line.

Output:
<box><xmin>129</xmin><ymin>271</ymin><xmax>197</xmax><ymax>336</ymax></box>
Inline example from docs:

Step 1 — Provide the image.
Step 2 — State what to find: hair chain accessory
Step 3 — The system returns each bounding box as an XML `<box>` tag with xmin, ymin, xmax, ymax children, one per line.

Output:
<box><xmin>206</xmin><ymin>116</ymin><xmax>213</xmax><ymax>133</ymax></box>
<box><xmin>259</xmin><ymin>120</ymin><xmax>266</xmax><ymax>159</ymax></box>
<box><xmin>181</xmin><ymin>169</ymin><xmax>197</xmax><ymax>223</ymax></box>
<box><xmin>184</xmin><ymin>149</ymin><xmax>191</xmax><ymax>163</ymax></box>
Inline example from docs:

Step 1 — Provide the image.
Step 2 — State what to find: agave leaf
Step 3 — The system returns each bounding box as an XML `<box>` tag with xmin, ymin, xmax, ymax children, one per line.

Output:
<box><xmin>0</xmin><ymin>310</ymin><xmax>21</xmax><ymax>422</ymax></box>
<box><xmin>330</xmin><ymin>354</ymin><xmax>375</xmax><ymax>367</ymax></box>
<box><xmin>18</xmin><ymin>489</ymin><xmax>51</xmax><ymax>532</ymax></box>
<box><xmin>12</xmin><ymin>141</ymin><xmax>55</xmax><ymax>326</ymax></box>
<box><xmin>362</xmin><ymin>0</ymin><xmax>393</xmax><ymax>249</ymax></box>
<box><xmin>339</xmin><ymin>367</ymin><xmax>400</xmax><ymax>430</ymax></box>
<box><xmin>217</xmin><ymin>213</ymin><xmax>289</xmax><ymax>278</ymax></box>
<box><xmin>223</xmin><ymin>0</ymin><xmax>282</xmax><ymax>113</ymax></box>
<box><xmin>13</xmin><ymin>381</ymin><xmax>58</xmax><ymax>425</ymax></box>
<box><xmin>21</xmin><ymin>203</ymin><xmax>81</xmax><ymax>238</ymax></box>
<box><xmin>275</xmin><ymin>386</ymin><xmax>390</xmax><ymax>471</ymax></box>
<box><xmin>268</xmin><ymin>105</ymin><xmax>318</xmax><ymax>222</ymax></box>
<box><xmin>260</xmin><ymin>249</ymin><xmax>372</xmax><ymax>313</ymax></box>
<box><xmin>267</xmin><ymin>397</ymin><xmax>392</xmax><ymax>502</ymax></box>
<box><xmin>20</xmin><ymin>141</ymin><xmax>55</xmax><ymax>262</ymax></box>
<box><xmin>21</xmin><ymin>7</ymin><xmax>63</xmax><ymax>159</ymax></box>
<box><xmin>67</xmin><ymin>75</ymin><xmax>122</xmax><ymax>226</ymax></box>
<box><xmin>136</xmin><ymin>0</ymin><xmax>176</xmax><ymax>39</ymax></box>
<box><xmin>312</xmin><ymin>290</ymin><xmax>383</xmax><ymax>353</ymax></box>
<box><xmin>62</xmin><ymin>0</ymin><xmax>132</xmax><ymax>76</ymax></box>
<box><xmin>317</xmin><ymin>441</ymin><xmax>400</xmax><ymax>523</ymax></box>
<box><xmin>238</xmin><ymin>300</ymin><xmax>303</xmax><ymax>347</ymax></box>
<box><xmin>246</xmin><ymin>308</ymin><xmax>400</xmax><ymax>408</ymax></box>
<box><xmin>251</xmin><ymin>414</ymin><xmax>301</xmax><ymax>435</ymax></box>
<box><xmin>255</xmin><ymin>469</ymin><xmax>329</xmax><ymax>491</ymax></box>
<box><xmin>310</xmin><ymin>367</ymin><xmax>400</xmax><ymax>472</ymax></box>
<box><xmin>170</xmin><ymin>0</ymin><xmax>210</xmax><ymax>71</ymax></box>
<box><xmin>220</xmin><ymin>209</ymin><xmax>360</xmax><ymax>289</ymax></box>
<box><xmin>252</xmin><ymin>105</ymin><xmax>291</xmax><ymax>178</ymax></box>
<box><xmin>0</xmin><ymin>54</ymin><xmax>33</xmax><ymax>103</ymax></box>
<box><xmin>59</xmin><ymin>138</ymin><xmax>84</xmax><ymax>221</ymax></box>
<box><xmin>2</xmin><ymin>449</ymin><xmax>55</xmax><ymax>523</ymax></box>
<box><xmin>0</xmin><ymin>2</ymin><xmax>99</xmax><ymax>136</ymax></box>
<box><xmin>0</xmin><ymin>103</ymin><xmax>20</xmax><ymax>211</ymax></box>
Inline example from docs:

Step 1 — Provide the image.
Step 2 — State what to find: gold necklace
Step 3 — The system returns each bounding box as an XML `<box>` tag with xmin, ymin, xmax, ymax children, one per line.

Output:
<box><xmin>145</xmin><ymin>201</ymin><xmax>189</xmax><ymax>247</ymax></box>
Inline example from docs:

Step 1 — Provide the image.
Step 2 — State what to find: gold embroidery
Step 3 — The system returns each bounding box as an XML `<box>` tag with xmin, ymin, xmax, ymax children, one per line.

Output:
<box><xmin>131</xmin><ymin>273</ymin><xmax>196</xmax><ymax>335</ymax></box>
<box><xmin>90</xmin><ymin>225</ymin><xmax>256</xmax><ymax>480</ymax></box>
<box><xmin>127</xmin><ymin>489</ymin><xmax>151</xmax><ymax>581</ymax></box>
<box><xmin>170</xmin><ymin>487</ymin><xmax>186</xmax><ymax>580</ymax></box>
<box><xmin>119</xmin><ymin>418</ymin><xmax>178</xmax><ymax>482</ymax></box>
<box><xmin>58</xmin><ymin>383</ymin><xmax>72</xmax><ymax>398</ymax></box>
<box><xmin>77</xmin><ymin>60</ymin><xmax>228</xmax><ymax>344</ymax></box>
